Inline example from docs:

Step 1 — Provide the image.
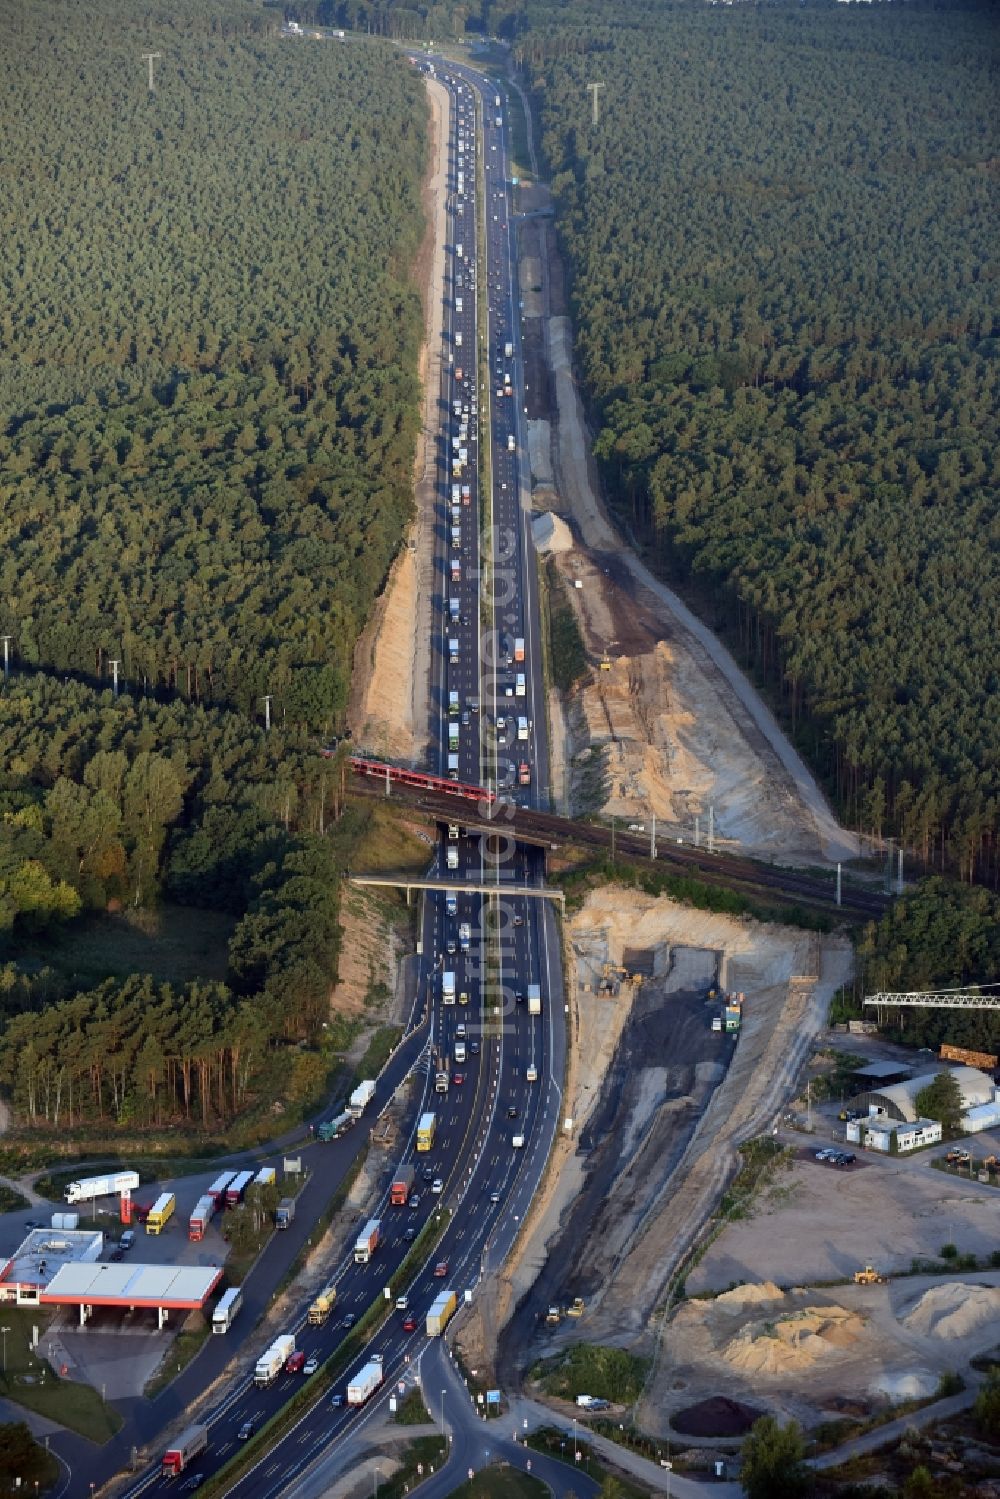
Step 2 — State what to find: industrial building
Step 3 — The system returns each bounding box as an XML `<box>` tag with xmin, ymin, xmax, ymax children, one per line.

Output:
<box><xmin>845</xmin><ymin>1116</ymin><xmax>942</xmax><ymax>1153</ymax></box>
<box><xmin>846</xmin><ymin>1063</ymin><xmax>1000</xmax><ymax>1147</ymax></box>
<box><xmin>852</xmin><ymin>1065</ymin><xmax>998</xmax><ymax>1126</ymax></box>
<box><xmin>0</xmin><ymin>1228</ymin><xmax>222</xmax><ymax>1328</ymax></box>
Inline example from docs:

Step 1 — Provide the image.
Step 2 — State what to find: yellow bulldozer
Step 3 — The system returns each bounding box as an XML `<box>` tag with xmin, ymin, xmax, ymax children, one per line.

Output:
<box><xmin>854</xmin><ymin>1265</ymin><xmax>888</xmax><ymax>1286</ymax></box>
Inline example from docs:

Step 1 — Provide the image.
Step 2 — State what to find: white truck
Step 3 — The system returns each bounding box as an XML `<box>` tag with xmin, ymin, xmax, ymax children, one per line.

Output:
<box><xmin>442</xmin><ymin>971</ymin><xmax>456</xmax><ymax>1003</ymax></box>
<box><xmin>446</xmin><ymin>845</ymin><xmax>459</xmax><ymax>872</ymax></box>
<box><xmin>348</xmin><ymin>1079</ymin><xmax>376</xmax><ymax>1118</ymax></box>
<box><xmin>507</xmin><ymin>434</ymin><xmax>515</xmax><ymax>452</ymax></box>
<box><xmin>517</xmin><ymin>717</ymin><xmax>529</xmax><ymax>741</ymax></box>
<box><xmin>449</xmin><ymin>638</ymin><xmax>459</xmax><ymax>664</ymax></box>
<box><xmin>459</xmin><ymin>922</ymin><xmax>471</xmax><ymax>953</ymax></box>
<box><xmin>64</xmin><ymin>1170</ymin><xmax>139</xmax><ymax>1205</ymax></box>
<box><xmin>515</xmin><ymin>673</ymin><xmax>526</xmax><ymax>697</ymax></box>
<box><xmin>161</xmin><ymin>1423</ymin><xmax>209</xmax><ymax>1477</ymax></box>
<box><xmin>255</xmin><ymin>1334</ymin><xmax>296</xmax><ymax>1387</ymax></box>
<box><xmin>528</xmin><ymin>983</ymin><xmax>542</xmax><ymax>1016</ymax></box>
<box><xmin>348</xmin><ymin>1359</ymin><xmax>384</xmax><ymax>1406</ymax></box>
<box><xmin>504</xmin><ymin>340</ymin><xmax>513</xmax><ymax>358</ymax></box>
<box><xmin>354</xmin><ymin>1218</ymin><xmax>381</xmax><ymax>1264</ymax></box>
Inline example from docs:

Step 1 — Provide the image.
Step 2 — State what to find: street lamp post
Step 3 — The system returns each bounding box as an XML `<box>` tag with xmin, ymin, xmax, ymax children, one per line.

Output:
<box><xmin>441</xmin><ymin>1388</ymin><xmax>446</xmax><ymax>1443</ymax></box>
<box><xmin>0</xmin><ymin>1325</ymin><xmax>10</xmax><ymax>1376</ymax></box>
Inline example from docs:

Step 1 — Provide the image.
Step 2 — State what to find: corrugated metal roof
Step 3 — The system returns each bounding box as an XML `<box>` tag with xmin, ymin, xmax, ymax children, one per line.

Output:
<box><xmin>40</xmin><ymin>1262</ymin><xmax>222</xmax><ymax>1307</ymax></box>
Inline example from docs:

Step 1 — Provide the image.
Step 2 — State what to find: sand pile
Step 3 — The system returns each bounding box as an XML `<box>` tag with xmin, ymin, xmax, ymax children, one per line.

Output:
<box><xmin>723</xmin><ymin>1306</ymin><xmax>866</xmax><ymax>1376</ymax></box>
<box><xmin>713</xmin><ymin>1282</ymin><xmax>784</xmax><ymax>1311</ymax></box>
<box><xmin>532</xmin><ymin>511</ymin><xmax>573</xmax><ymax>555</ymax></box>
<box><xmin>903</xmin><ymin>1282</ymin><xmax>1000</xmax><ymax>1340</ymax></box>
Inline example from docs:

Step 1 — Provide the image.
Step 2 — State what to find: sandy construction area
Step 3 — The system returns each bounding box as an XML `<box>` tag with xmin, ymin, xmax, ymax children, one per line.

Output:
<box><xmin>347</xmin><ymin>76</ymin><xmax>450</xmax><ymax>763</ymax></box>
<box><xmin>688</xmin><ymin>1151</ymin><xmax>1000</xmax><ymax>1293</ymax></box>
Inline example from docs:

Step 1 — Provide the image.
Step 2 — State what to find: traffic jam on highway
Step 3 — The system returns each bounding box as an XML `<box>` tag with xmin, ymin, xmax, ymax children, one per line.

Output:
<box><xmin>125</xmin><ymin>64</ymin><xmax>561</xmax><ymax>1499</ymax></box>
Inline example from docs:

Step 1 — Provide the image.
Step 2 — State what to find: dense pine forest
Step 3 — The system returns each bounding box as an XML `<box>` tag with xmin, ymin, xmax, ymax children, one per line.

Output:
<box><xmin>515</xmin><ymin>1</ymin><xmax>998</xmax><ymax>885</ymax></box>
<box><xmin>0</xmin><ymin>0</ymin><xmax>427</xmax><ymax>1138</ymax></box>
<box><xmin>0</xmin><ymin>0</ymin><xmax>425</xmax><ymax>727</ymax></box>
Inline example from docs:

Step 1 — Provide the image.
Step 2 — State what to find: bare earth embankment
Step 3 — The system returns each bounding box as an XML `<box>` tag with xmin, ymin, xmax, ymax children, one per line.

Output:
<box><xmin>347</xmin><ymin>77</ymin><xmax>450</xmax><ymax>764</ymax></box>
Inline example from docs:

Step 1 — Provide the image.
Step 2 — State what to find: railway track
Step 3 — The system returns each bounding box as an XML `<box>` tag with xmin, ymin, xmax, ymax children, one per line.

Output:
<box><xmin>348</xmin><ymin>772</ymin><xmax>888</xmax><ymax>920</ymax></box>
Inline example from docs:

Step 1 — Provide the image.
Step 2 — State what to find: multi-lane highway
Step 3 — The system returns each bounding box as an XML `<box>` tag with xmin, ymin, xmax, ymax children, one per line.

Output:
<box><xmin>116</xmin><ymin>58</ymin><xmax>563</xmax><ymax>1499</ymax></box>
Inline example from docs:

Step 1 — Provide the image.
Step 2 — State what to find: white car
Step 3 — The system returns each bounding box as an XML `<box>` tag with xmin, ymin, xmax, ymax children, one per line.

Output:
<box><xmin>303</xmin><ymin>1356</ymin><xmax>319</xmax><ymax>1376</ymax></box>
<box><xmin>432</xmin><ymin>1178</ymin><xmax>444</xmax><ymax>1195</ymax></box>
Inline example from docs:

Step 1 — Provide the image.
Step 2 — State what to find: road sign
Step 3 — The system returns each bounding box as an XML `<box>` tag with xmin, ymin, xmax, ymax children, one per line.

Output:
<box><xmin>487</xmin><ymin>1390</ymin><xmax>501</xmax><ymax>1406</ymax></box>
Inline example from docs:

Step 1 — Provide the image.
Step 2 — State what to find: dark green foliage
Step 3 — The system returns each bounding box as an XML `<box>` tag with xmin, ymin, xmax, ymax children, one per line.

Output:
<box><xmin>914</xmin><ymin>1072</ymin><xmax>963</xmax><ymax>1133</ymax></box>
<box><xmin>0</xmin><ymin>676</ymin><xmax>355</xmax><ymax>1131</ymax></box>
<box><xmin>0</xmin><ymin>0</ymin><xmax>425</xmax><ymax>731</ymax></box>
<box><xmin>535</xmin><ymin>1343</ymin><xmax>649</xmax><ymax>1405</ymax></box>
<box><xmin>545</xmin><ymin>557</ymin><xmax>589</xmax><ymax>691</ymax></box>
<box><xmin>509</xmin><ymin>2</ymin><xmax>999</xmax><ymax>884</ymax></box>
<box><xmin>848</xmin><ymin>878</ymin><xmax>1000</xmax><ymax>1053</ymax></box>
<box><xmin>0</xmin><ymin>1421</ymin><xmax>57</xmax><ymax>1490</ymax></box>
<box><xmin>740</xmin><ymin>1415</ymin><xmax>811</xmax><ymax>1499</ymax></box>
<box><xmin>974</xmin><ymin>1369</ymin><xmax>1000</xmax><ymax>1440</ymax></box>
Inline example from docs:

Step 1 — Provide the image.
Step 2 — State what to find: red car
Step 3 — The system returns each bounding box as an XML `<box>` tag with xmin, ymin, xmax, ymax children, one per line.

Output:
<box><xmin>452</xmin><ymin>1072</ymin><xmax>464</xmax><ymax>1086</ymax></box>
<box><xmin>434</xmin><ymin>1259</ymin><xmax>449</xmax><ymax>1278</ymax></box>
<box><xmin>285</xmin><ymin>1351</ymin><xmax>305</xmax><ymax>1374</ymax></box>
<box><xmin>402</xmin><ymin>1314</ymin><xmax>417</xmax><ymax>1332</ymax></box>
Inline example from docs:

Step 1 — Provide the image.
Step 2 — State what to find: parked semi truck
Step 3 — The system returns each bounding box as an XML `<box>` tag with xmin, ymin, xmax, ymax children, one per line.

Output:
<box><xmin>162</xmin><ymin>1423</ymin><xmax>208</xmax><ymax>1476</ymax></box>
<box><xmin>64</xmin><ymin>1170</ymin><xmax>139</xmax><ymax>1205</ymax></box>
<box><xmin>354</xmin><ymin>1218</ymin><xmax>381</xmax><ymax>1264</ymax></box>
<box><xmin>348</xmin><ymin>1080</ymin><xmax>376</xmax><ymax>1117</ymax></box>
<box><xmin>348</xmin><ymin>1359</ymin><xmax>384</xmax><ymax>1406</ymax></box>
<box><xmin>146</xmin><ymin>1192</ymin><xmax>175</xmax><ymax>1235</ymax></box>
<box><xmin>427</xmin><ymin>1289</ymin><xmax>458</xmax><ymax>1336</ymax></box>
<box><xmin>308</xmin><ymin>1285</ymin><xmax>337</xmax><ymax>1325</ymax></box>
<box><xmin>208</xmin><ymin>1171</ymin><xmax>235</xmax><ymax>1207</ymax></box>
<box><xmin>275</xmin><ymin>1197</ymin><xmax>296</xmax><ymax>1230</ymax></box>
<box><xmin>188</xmin><ymin>1195</ymin><xmax>215</xmax><ymax>1241</ymax></box>
<box><xmin>226</xmin><ymin>1170</ymin><xmax>254</xmax><ymax>1207</ymax></box>
<box><xmin>255</xmin><ymin>1334</ymin><xmax>296</xmax><ymax>1387</ymax></box>
<box><xmin>253</xmin><ymin>1166</ymin><xmax>276</xmax><ymax>1190</ymax></box>
<box><xmin>391</xmin><ymin>1165</ymin><xmax>415</xmax><ymax>1206</ymax></box>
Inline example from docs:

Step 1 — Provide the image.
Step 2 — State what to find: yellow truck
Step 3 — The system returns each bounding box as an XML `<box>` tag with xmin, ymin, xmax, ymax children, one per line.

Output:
<box><xmin>426</xmin><ymin>1289</ymin><xmax>457</xmax><ymax>1337</ymax></box>
<box><xmin>308</xmin><ymin>1287</ymin><xmax>337</xmax><ymax>1326</ymax></box>
<box><xmin>146</xmin><ymin>1192</ymin><xmax>176</xmax><ymax>1235</ymax></box>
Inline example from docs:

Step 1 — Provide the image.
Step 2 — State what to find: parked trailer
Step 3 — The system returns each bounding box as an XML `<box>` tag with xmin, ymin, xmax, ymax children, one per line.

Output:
<box><xmin>212</xmin><ymin>1286</ymin><xmax>243</xmax><ymax>1334</ymax></box>
<box><xmin>188</xmin><ymin>1195</ymin><xmax>215</xmax><ymax>1241</ymax></box>
<box><xmin>162</xmin><ymin>1423</ymin><xmax>208</xmax><ymax>1476</ymax></box>
<box><xmin>64</xmin><ymin>1170</ymin><xmax>139</xmax><ymax>1205</ymax></box>
<box><xmin>348</xmin><ymin>1359</ymin><xmax>384</xmax><ymax>1406</ymax></box>
<box><xmin>253</xmin><ymin>1166</ymin><xmax>277</xmax><ymax>1190</ymax></box>
<box><xmin>146</xmin><ymin>1192</ymin><xmax>175</xmax><ymax>1235</ymax></box>
<box><xmin>391</xmin><ymin>1164</ymin><xmax>415</xmax><ymax>1206</ymax></box>
<box><xmin>308</xmin><ymin>1286</ymin><xmax>337</xmax><ymax>1325</ymax></box>
<box><xmin>225</xmin><ymin>1170</ymin><xmax>254</xmax><ymax>1207</ymax></box>
<box><xmin>426</xmin><ymin>1289</ymin><xmax>457</xmax><ymax>1336</ymax></box>
<box><xmin>208</xmin><ymin>1171</ymin><xmax>236</xmax><ymax>1208</ymax></box>
<box><xmin>348</xmin><ymin>1080</ymin><xmax>376</xmax><ymax>1118</ymax></box>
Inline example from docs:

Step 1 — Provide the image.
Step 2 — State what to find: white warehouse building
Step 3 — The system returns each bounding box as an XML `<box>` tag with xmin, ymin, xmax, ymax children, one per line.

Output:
<box><xmin>849</xmin><ymin>1064</ymin><xmax>1000</xmax><ymax>1149</ymax></box>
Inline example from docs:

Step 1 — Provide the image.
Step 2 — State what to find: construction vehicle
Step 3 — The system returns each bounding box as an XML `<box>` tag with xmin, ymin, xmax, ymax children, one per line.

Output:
<box><xmin>545</xmin><ymin>1305</ymin><xmax>562</xmax><ymax>1324</ymax></box>
<box><xmin>566</xmin><ymin>1298</ymin><xmax>586</xmax><ymax>1317</ymax></box>
<box><xmin>945</xmin><ymin>1148</ymin><xmax>971</xmax><ymax>1166</ymax></box>
<box><xmin>853</xmin><ymin>1265</ymin><xmax>889</xmax><ymax>1285</ymax></box>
